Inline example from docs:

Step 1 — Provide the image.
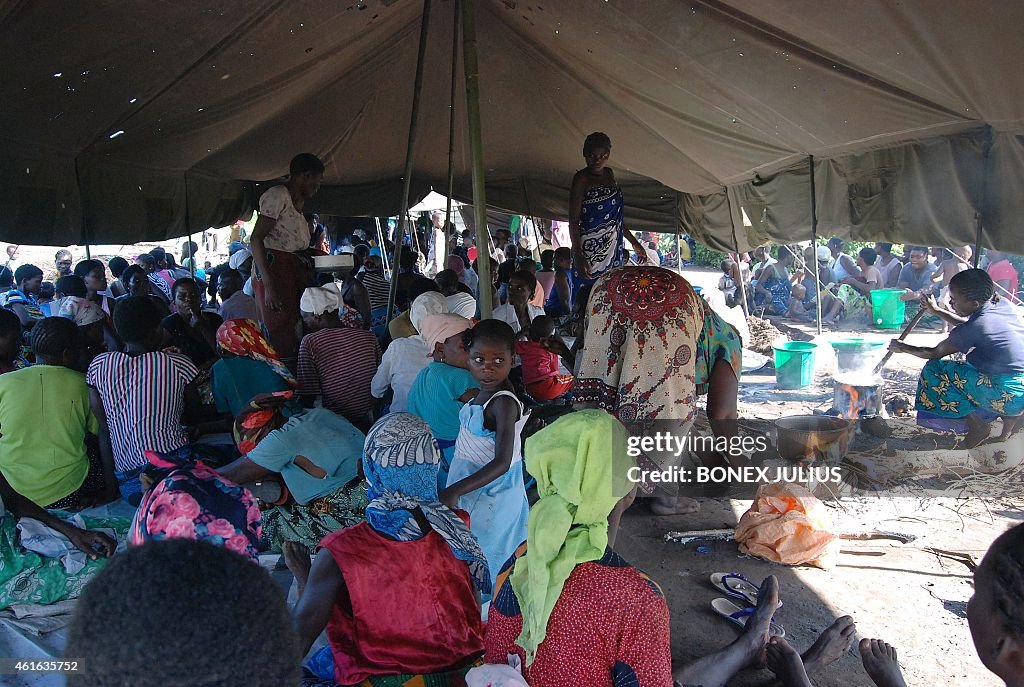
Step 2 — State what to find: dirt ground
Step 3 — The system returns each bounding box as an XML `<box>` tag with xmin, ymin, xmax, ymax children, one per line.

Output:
<box><xmin>607</xmin><ymin>266</ymin><xmax>1017</xmax><ymax>686</ymax></box>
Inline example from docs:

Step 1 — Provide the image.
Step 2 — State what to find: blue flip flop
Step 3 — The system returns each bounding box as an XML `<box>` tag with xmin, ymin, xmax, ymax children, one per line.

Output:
<box><xmin>711</xmin><ymin>572</ymin><xmax>783</xmax><ymax>609</ymax></box>
<box><xmin>712</xmin><ymin>597</ymin><xmax>785</xmax><ymax>637</ymax></box>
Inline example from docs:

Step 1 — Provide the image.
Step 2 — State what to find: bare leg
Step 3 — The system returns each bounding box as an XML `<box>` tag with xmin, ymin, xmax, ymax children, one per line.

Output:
<box><xmin>765</xmin><ymin>637</ymin><xmax>812</xmax><ymax>687</ymax></box>
<box><xmin>859</xmin><ymin>638</ymin><xmax>907</xmax><ymax>687</ymax></box>
<box><xmin>802</xmin><ymin>615</ymin><xmax>857</xmax><ymax>675</ymax></box>
<box><xmin>282</xmin><ymin>541</ymin><xmax>312</xmax><ymax>597</ymax></box>
<box><xmin>1000</xmin><ymin>414</ymin><xmax>1024</xmax><ymax>440</ymax></box>
<box><xmin>962</xmin><ymin>411</ymin><xmax>993</xmax><ymax>449</ymax></box>
<box><xmin>672</xmin><ymin>576</ymin><xmax>779</xmax><ymax>687</ymax></box>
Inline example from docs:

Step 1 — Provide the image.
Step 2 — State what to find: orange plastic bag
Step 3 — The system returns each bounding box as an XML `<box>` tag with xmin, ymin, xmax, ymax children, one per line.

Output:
<box><xmin>734</xmin><ymin>482</ymin><xmax>838</xmax><ymax>569</ymax></box>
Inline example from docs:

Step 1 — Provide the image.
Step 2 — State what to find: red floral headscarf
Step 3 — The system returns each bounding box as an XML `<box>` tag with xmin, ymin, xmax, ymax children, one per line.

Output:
<box><xmin>234</xmin><ymin>390</ymin><xmax>299</xmax><ymax>454</ymax></box>
<box><xmin>216</xmin><ymin>318</ymin><xmax>298</xmax><ymax>388</ymax></box>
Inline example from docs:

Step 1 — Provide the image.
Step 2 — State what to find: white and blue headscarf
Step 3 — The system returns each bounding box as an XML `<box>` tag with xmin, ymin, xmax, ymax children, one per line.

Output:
<box><xmin>363</xmin><ymin>413</ymin><xmax>491</xmax><ymax>595</ymax></box>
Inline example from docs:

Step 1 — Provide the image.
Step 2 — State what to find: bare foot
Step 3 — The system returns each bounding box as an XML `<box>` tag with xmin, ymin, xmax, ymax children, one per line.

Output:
<box><xmin>766</xmin><ymin>636</ymin><xmax>812</xmax><ymax>687</ymax></box>
<box><xmin>960</xmin><ymin>415</ymin><xmax>993</xmax><ymax>449</ymax></box>
<box><xmin>282</xmin><ymin>541</ymin><xmax>312</xmax><ymax>597</ymax></box>
<box><xmin>859</xmin><ymin>638</ymin><xmax>907</xmax><ymax>687</ymax></box>
<box><xmin>650</xmin><ymin>496</ymin><xmax>700</xmax><ymax>516</ymax></box>
<box><xmin>802</xmin><ymin>615</ymin><xmax>857</xmax><ymax>674</ymax></box>
<box><xmin>1000</xmin><ymin>414</ymin><xmax>1024</xmax><ymax>440</ymax></box>
<box><xmin>739</xmin><ymin>575</ymin><xmax>780</xmax><ymax>669</ymax></box>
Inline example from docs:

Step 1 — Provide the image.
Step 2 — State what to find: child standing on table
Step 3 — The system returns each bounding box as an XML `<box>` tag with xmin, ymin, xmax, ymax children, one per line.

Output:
<box><xmin>441</xmin><ymin>319</ymin><xmax>530</xmax><ymax>598</ymax></box>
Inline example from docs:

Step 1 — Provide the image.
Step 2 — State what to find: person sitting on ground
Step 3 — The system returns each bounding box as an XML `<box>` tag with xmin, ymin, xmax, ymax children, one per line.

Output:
<box><xmin>749</xmin><ymin>245</ymin><xmax>777</xmax><ymax>284</ymax></box>
<box><xmin>0</xmin><ymin>470</ymin><xmax>117</xmax><ymax>611</ymax></box>
<box><xmin>75</xmin><ymin>259</ymin><xmax>123</xmax><ymax>352</ymax></box>
<box><xmin>536</xmin><ymin>249</ymin><xmax>556</xmax><ymax>304</ymax></box>
<box><xmin>888</xmin><ymin>269</ymin><xmax>1024</xmax><ymax>448</ymax></box>
<box><xmin>719</xmin><ymin>259</ymin><xmax>738</xmax><ymax>304</ymax></box>
<box><xmin>0</xmin><ymin>318</ymin><xmax>118</xmax><ymax>509</ymax></box>
<box><xmin>65</xmin><ymin>539</ymin><xmax>300</xmax><ymax>687</ymax></box>
<box><xmin>438</xmin><ymin>268</ymin><xmax>479</xmax><ymax>317</ymax></box>
<box><xmin>826</xmin><ymin>237</ymin><xmax>863</xmax><ymax>285</ymax></box>
<box><xmin>55</xmin><ymin>249</ymin><xmax>74</xmax><ymax>278</ymax></box>
<box><xmin>450</xmin><ymin>254</ymin><xmax>480</xmax><ymax>296</ymax></box>
<box><xmin>298</xmin><ymin>286</ymin><xmax>381</xmax><ymax>432</ymax></box>
<box><xmin>38</xmin><ymin>280</ymin><xmax>55</xmax><ymax>313</ymax></box>
<box><xmin>407</xmin><ymin>313</ymin><xmax>477</xmax><ymax>488</ymax></box>
<box><xmin>754</xmin><ymin>249</ymin><xmax>793</xmax><ymax>316</ymax></box>
<box><xmin>219</xmin><ymin>390</ymin><xmax>367</xmax><ymax>552</ymax></box>
<box><xmin>135</xmin><ymin>253</ymin><xmax>172</xmax><ymax>303</ymax></box>
<box><xmin>986</xmin><ymin>249</ymin><xmax>1020</xmax><ymax>304</ymax></box>
<box><xmin>493</xmin><ymin>270</ymin><xmax>545</xmax><ymax>336</ymax></box>
<box><xmin>107</xmin><ymin>256</ymin><xmax>129</xmax><ymax>298</ymax></box>
<box><xmin>2</xmin><ymin>263</ymin><xmax>45</xmax><ymax>330</ymax></box>
<box><xmin>387</xmin><ymin>276</ymin><xmax>441</xmax><ymax>340</ymax></box>
<box><xmin>513</xmin><ymin>256</ymin><xmax>547</xmax><ymax>308</ymax></box>
<box><xmin>931</xmin><ymin>246</ymin><xmax>971</xmax><ymax>332</ymax></box>
<box><xmin>516</xmin><ymin>315</ymin><xmax>575</xmax><ymax>402</ymax></box>
<box><xmin>897</xmin><ymin>245</ymin><xmax>938</xmax><ymax>319</ymax></box>
<box><xmin>212</xmin><ymin>318</ymin><xmax>297</xmax><ymax>418</ymax></box>
<box><xmin>357</xmin><ymin>253</ymin><xmax>393</xmax><ymax>337</ymax></box>
<box><xmin>372</xmin><ymin>290</ymin><xmax>447</xmax><ymax>413</ymax></box>
<box><xmin>216</xmin><ymin>268</ymin><xmax>258</xmax><ymax>322</ymax></box>
<box><xmin>826</xmin><ymin>246</ymin><xmax>883</xmax><ymax>325</ymax></box>
<box><xmin>544</xmin><ymin>247</ymin><xmax>574</xmax><ymax>321</ymax></box>
<box><xmin>55</xmin><ymin>275</ymin><xmax>107</xmax><ymax>365</ymax></box>
<box><xmin>130</xmin><ymin>448</ymin><xmax>262</xmax><ymax>562</ymax></box>
<box><xmin>161</xmin><ymin>278</ymin><xmax>223</xmax><ymax>367</ymax></box>
<box><xmin>88</xmin><ymin>296</ymin><xmax>200</xmax><ymax>505</ymax></box>
<box><xmin>0</xmin><ymin>309</ymin><xmax>29</xmax><ymax>373</ymax></box>
<box><xmin>287</xmin><ymin>413</ymin><xmax>488</xmax><ymax>686</ymax></box>
<box><xmin>118</xmin><ymin>264</ymin><xmax>171</xmax><ymax>318</ymax></box>
<box><xmin>874</xmin><ymin>242</ymin><xmax>903</xmax><ymax>288</ymax></box>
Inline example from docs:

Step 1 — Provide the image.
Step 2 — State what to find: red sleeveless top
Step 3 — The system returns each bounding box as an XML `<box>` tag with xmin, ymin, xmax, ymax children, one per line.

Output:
<box><xmin>321</xmin><ymin>521</ymin><xmax>484</xmax><ymax>685</ymax></box>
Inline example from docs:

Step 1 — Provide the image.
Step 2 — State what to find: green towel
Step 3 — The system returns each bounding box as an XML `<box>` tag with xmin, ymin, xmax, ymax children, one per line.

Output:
<box><xmin>510</xmin><ymin>410</ymin><xmax>635</xmax><ymax>663</ymax></box>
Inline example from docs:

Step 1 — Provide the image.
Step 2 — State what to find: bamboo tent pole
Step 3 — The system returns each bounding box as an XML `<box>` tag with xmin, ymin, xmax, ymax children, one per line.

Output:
<box><xmin>462</xmin><ymin>0</ymin><xmax>493</xmax><ymax>316</ymax></box>
<box><xmin>386</xmin><ymin>0</ymin><xmax>433</xmax><ymax>324</ymax></box>
<box><xmin>724</xmin><ymin>189</ymin><xmax>749</xmax><ymax>317</ymax></box>
<box><xmin>973</xmin><ymin>128</ymin><xmax>993</xmax><ymax>268</ymax></box>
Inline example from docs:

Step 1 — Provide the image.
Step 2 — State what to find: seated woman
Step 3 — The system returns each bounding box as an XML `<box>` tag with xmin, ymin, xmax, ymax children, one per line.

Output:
<box><xmin>56</xmin><ymin>275</ymin><xmax>108</xmax><ymax>366</ymax></box>
<box><xmin>825</xmin><ymin>246</ymin><xmax>883</xmax><ymax>325</ymax></box>
<box><xmin>211</xmin><ymin>318</ymin><xmax>297</xmax><ymax>418</ymax></box>
<box><xmin>888</xmin><ymin>269</ymin><xmax>1024</xmax><ymax>448</ymax></box>
<box><xmin>371</xmin><ymin>290</ymin><xmax>448</xmax><ymax>413</ymax></box>
<box><xmin>0</xmin><ymin>308</ymin><xmax>29</xmax><ymax>373</ymax></box>
<box><xmin>75</xmin><ymin>259</ymin><xmax>122</xmax><ymax>352</ymax></box>
<box><xmin>287</xmin><ymin>413</ymin><xmax>487</xmax><ymax>686</ymax></box>
<box><xmin>0</xmin><ymin>470</ymin><xmax>118</xmax><ymax>610</ymax></box>
<box><xmin>966</xmin><ymin>522</ymin><xmax>1024</xmax><ymax>687</ymax></box>
<box><xmin>162</xmin><ymin>277</ymin><xmax>223</xmax><ymax>367</ymax></box>
<box><xmin>1</xmin><ymin>265</ymin><xmax>45</xmax><ymax>352</ymax></box>
<box><xmin>0</xmin><ymin>318</ymin><xmax>118</xmax><ymax>509</ymax></box>
<box><xmin>118</xmin><ymin>264</ymin><xmax>171</xmax><ymax>318</ymax></box>
<box><xmin>492</xmin><ymin>270</ymin><xmax>545</xmax><ymax>336</ymax></box>
<box><xmin>485</xmin><ymin>410</ymin><xmax>784</xmax><ymax>687</ymax></box>
<box><xmin>131</xmin><ymin>448</ymin><xmax>262</xmax><ymax>562</ymax></box>
<box><xmin>218</xmin><ymin>390</ymin><xmax>367</xmax><ymax>552</ymax></box>
<box><xmin>753</xmin><ymin>250</ymin><xmax>793</xmax><ymax>316</ymax></box>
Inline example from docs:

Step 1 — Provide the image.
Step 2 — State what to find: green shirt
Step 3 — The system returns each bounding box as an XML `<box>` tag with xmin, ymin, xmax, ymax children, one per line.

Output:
<box><xmin>0</xmin><ymin>365</ymin><xmax>98</xmax><ymax>506</ymax></box>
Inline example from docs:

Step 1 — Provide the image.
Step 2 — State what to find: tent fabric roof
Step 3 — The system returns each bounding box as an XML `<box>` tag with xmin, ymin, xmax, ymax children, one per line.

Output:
<box><xmin>2</xmin><ymin>0</ymin><xmax>1022</xmax><ymax>250</ymax></box>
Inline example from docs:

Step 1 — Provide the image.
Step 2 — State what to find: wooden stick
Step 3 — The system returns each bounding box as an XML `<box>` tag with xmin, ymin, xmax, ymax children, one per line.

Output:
<box><xmin>663</xmin><ymin>528</ymin><xmax>917</xmax><ymax>545</ymax></box>
<box><xmin>872</xmin><ymin>308</ymin><xmax>928</xmax><ymax>375</ymax></box>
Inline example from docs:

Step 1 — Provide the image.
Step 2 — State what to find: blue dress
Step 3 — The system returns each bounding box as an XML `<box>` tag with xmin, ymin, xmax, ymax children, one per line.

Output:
<box><xmin>573</xmin><ymin>184</ymin><xmax>626</xmax><ymax>295</ymax></box>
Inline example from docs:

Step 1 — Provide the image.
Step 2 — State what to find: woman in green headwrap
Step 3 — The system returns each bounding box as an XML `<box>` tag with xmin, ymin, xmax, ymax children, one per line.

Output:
<box><xmin>483</xmin><ymin>409</ymin><xmax>783</xmax><ymax>687</ymax></box>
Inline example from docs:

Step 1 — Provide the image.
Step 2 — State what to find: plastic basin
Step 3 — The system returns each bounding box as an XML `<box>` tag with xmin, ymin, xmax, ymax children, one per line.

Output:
<box><xmin>773</xmin><ymin>341</ymin><xmax>817</xmax><ymax>389</ymax></box>
<box><xmin>870</xmin><ymin>289</ymin><xmax>906</xmax><ymax>329</ymax></box>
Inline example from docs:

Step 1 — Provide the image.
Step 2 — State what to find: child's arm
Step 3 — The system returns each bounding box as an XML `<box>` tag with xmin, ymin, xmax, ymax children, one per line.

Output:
<box><xmin>542</xmin><ymin>336</ymin><xmax>576</xmax><ymax>370</ymax></box>
<box><xmin>439</xmin><ymin>395</ymin><xmax>519</xmax><ymax>510</ymax></box>
<box><xmin>87</xmin><ymin>387</ymin><xmax>121</xmax><ymax>503</ymax></box>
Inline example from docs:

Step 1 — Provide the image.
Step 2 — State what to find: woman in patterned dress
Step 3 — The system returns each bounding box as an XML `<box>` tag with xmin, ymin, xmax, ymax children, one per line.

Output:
<box><xmin>573</xmin><ymin>265</ymin><xmax>743</xmax><ymax>515</ymax></box>
<box><xmin>568</xmin><ymin>132</ymin><xmax>648</xmax><ymax>298</ymax></box>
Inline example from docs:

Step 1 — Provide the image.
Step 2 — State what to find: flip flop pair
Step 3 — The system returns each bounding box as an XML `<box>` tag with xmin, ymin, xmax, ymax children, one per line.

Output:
<box><xmin>711</xmin><ymin>598</ymin><xmax>786</xmax><ymax>637</ymax></box>
<box><xmin>710</xmin><ymin>572</ymin><xmax>785</xmax><ymax>637</ymax></box>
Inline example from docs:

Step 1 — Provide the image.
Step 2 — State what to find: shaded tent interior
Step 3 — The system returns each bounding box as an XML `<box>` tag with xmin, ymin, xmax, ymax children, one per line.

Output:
<box><xmin>2</xmin><ymin>0</ymin><xmax>1023</xmax><ymax>252</ymax></box>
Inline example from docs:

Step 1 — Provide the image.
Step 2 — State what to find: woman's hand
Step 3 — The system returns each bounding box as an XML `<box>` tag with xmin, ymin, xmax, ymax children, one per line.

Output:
<box><xmin>66</xmin><ymin>528</ymin><xmax>116</xmax><ymax>560</ymax></box>
<box><xmin>919</xmin><ymin>293</ymin><xmax>940</xmax><ymax>312</ymax></box>
<box><xmin>262</xmin><ymin>282</ymin><xmax>284</xmax><ymax>312</ymax></box>
<box><xmin>887</xmin><ymin>340</ymin><xmax>910</xmax><ymax>354</ymax></box>
<box><xmin>438</xmin><ymin>486</ymin><xmax>460</xmax><ymax>511</ymax></box>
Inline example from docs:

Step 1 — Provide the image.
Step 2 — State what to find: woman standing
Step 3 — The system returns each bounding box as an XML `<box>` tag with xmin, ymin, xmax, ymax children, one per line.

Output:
<box><xmin>251</xmin><ymin>153</ymin><xmax>324</xmax><ymax>362</ymax></box>
<box><xmin>569</xmin><ymin>132</ymin><xmax>648</xmax><ymax>297</ymax></box>
<box><xmin>888</xmin><ymin>269</ymin><xmax>1024</xmax><ymax>448</ymax></box>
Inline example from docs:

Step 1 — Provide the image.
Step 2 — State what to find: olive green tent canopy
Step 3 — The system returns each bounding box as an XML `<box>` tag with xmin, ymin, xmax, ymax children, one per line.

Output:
<box><xmin>2</xmin><ymin>0</ymin><xmax>1023</xmax><ymax>251</ymax></box>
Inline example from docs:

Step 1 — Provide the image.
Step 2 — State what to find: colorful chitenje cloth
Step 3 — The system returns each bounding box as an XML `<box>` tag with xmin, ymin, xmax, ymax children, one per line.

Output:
<box><xmin>216</xmin><ymin>318</ymin><xmax>298</xmax><ymax>387</ymax></box>
<box><xmin>915</xmin><ymin>359</ymin><xmax>1024</xmax><ymax>419</ymax></box>
<box><xmin>0</xmin><ymin>507</ymin><xmax>130</xmax><ymax>610</ymax></box>
<box><xmin>129</xmin><ymin>448</ymin><xmax>262</xmax><ymax>562</ymax></box>
<box><xmin>572</xmin><ymin>184</ymin><xmax>625</xmax><ymax>288</ymax></box>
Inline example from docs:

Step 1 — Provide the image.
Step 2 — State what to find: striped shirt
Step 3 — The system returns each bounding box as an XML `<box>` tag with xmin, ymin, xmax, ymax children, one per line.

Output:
<box><xmin>359</xmin><ymin>269</ymin><xmax>392</xmax><ymax>310</ymax></box>
<box><xmin>86</xmin><ymin>351</ymin><xmax>198</xmax><ymax>472</ymax></box>
<box><xmin>297</xmin><ymin>328</ymin><xmax>381</xmax><ymax>427</ymax></box>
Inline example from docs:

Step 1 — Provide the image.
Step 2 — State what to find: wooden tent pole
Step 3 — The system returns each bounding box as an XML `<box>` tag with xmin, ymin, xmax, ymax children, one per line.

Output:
<box><xmin>386</xmin><ymin>0</ymin><xmax>433</xmax><ymax>324</ymax></box>
<box><xmin>676</xmin><ymin>232</ymin><xmax>683</xmax><ymax>275</ymax></box>
<box><xmin>462</xmin><ymin>0</ymin><xmax>492</xmax><ymax>316</ymax></box>
<box><xmin>808</xmin><ymin>155</ymin><xmax>822</xmax><ymax>336</ymax></box>
<box><xmin>74</xmin><ymin>158</ymin><xmax>92</xmax><ymax>260</ymax></box>
<box><xmin>724</xmin><ymin>188</ymin><xmax>748</xmax><ymax>317</ymax></box>
<box><xmin>973</xmin><ymin>128</ymin><xmax>994</xmax><ymax>268</ymax></box>
<box><xmin>444</xmin><ymin>0</ymin><xmax>459</xmax><ymax>258</ymax></box>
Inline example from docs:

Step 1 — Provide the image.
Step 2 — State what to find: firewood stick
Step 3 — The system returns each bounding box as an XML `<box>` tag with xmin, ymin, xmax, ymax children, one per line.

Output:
<box><xmin>872</xmin><ymin>308</ymin><xmax>929</xmax><ymax>375</ymax></box>
<box><xmin>663</xmin><ymin>528</ymin><xmax>917</xmax><ymax>545</ymax></box>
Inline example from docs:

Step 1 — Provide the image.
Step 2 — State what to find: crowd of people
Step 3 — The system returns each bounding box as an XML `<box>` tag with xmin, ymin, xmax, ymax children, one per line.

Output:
<box><xmin>0</xmin><ymin>145</ymin><xmax>1021</xmax><ymax>687</ymax></box>
<box><xmin>719</xmin><ymin>239</ymin><xmax>1020</xmax><ymax>329</ymax></box>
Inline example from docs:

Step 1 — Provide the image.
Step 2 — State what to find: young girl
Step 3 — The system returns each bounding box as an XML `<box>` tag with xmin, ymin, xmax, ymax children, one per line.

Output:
<box><xmin>441</xmin><ymin>319</ymin><xmax>530</xmax><ymax>597</ymax></box>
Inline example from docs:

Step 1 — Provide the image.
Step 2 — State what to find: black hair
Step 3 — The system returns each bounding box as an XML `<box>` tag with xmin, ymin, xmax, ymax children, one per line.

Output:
<box><xmin>14</xmin><ymin>264</ymin><xmax>43</xmax><ymax>284</ymax></box>
<box><xmin>876</xmin><ymin>242</ymin><xmax>894</xmax><ymax>254</ymax></box>
<box><xmin>399</xmin><ymin>247</ymin><xmax>417</xmax><ymax>270</ymax></box>
<box><xmin>462</xmin><ymin>318</ymin><xmax>516</xmax><ymax>354</ymax></box>
<box><xmin>408</xmin><ymin>277</ymin><xmax>441</xmax><ymax>303</ymax></box>
<box><xmin>435</xmin><ymin>269</ymin><xmax>459</xmax><ymax>293</ymax></box>
<box><xmin>73</xmin><ymin>259</ymin><xmax>103</xmax><ymax>279</ymax></box>
<box><xmin>165</xmin><ymin>253</ymin><xmax>178</xmax><ymax>269</ymax></box>
<box><xmin>113</xmin><ymin>296</ymin><xmax>162</xmax><ymax>343</ymax></box>
<box><xmin>137</xmin><ymin>254</ymin><xmax>156</xmax><ymax>267</ymax></box>
<box><xmin>0</xmin><ymin>266</ymin><xmax>13</xmax><ymax>289</ymax></box>
<box><xmin>289</xmin><ymin>152</ymin><xmax>325</xmax><ymax>177</ymax></box>
<box><xmin>540</xmin><ymin>249</ymin><xmax>555</xmax><ymax>270</ymax></box>
<box><xmin>0</xmin><ymin>309</ymin><xmax>21</xmax><ymax>338</ymax></box>
<box><xmin>55</xmin><ymin>275</ymin><xmax>87</xmax><ymax>298</ymax></box>
<box><xmin>66</xmin><ymin>540</ymin><xmax>300</xmax><ymax>687</ymax></box>
<box><xmin>172</xmin><ymin>277</ymin><xmax>199</xmax><ymax>299</ymax></box>
<box><xmin>353</xmin><ymin>244</ymin><xmax>369</xmax><ymax>259</ymax></box>
<box><xmin>181</xmin><ymin>240</ymin><xmax>199</xmax><ymax>258</ymax></box>
<box><xmin>107</xmin><ymin>256</ymin><xmax>129</xmax><ymax>278</ymax></box>
<box><xmin>583</xmin><ymin>131</ymin><xmax>612</xmax><ymax>156</ymax></box>
<box><xmin>32</xmin><ymin>317</ymin><xmax>80</xmax><ymax>359</ymax></box>
<box><xmin>950</xmin><ymin>268</ymin><xmax>998</xmax><ymax>304</ymax></box>
<box><xmin>828</xmin><ymin>237</ymin><xmax>844</xmax><ymax>249</ymax></box>
<box><xmin>55</xmin><ymin>249</ymin><xmax>72</xmax><ymax>262</ymax></box>
<box><xmin>859</xmin><ymin>246</ymin><xmax>878</xmax><ymax>265</ymax></box>
<box><xmin>497</xmin><ymin>259</ymin><xmax>517</xmax><ymax>285</ymax></box>
<box><xmin>529</xmin><ymin>315</ymin><xmax>556</xmax><ymax>340</ymax></box>
<box><xmin>39</xmin><ymin>281</ymin><xmax>55</xmax><ymax>299</ymax></box>
<box><xmin>219</xmin><ymin>268</ymin><xmax>243</xmax><ymax>288</ymax></box>
<box><xmin>908</xmin><ymin>245</ymin><xmax>929</xmax><ymax>257</ymax></box>
<box><xmin>121</xmin><ymin>265</ymin><xmax>145</xmax><ymax>292</ymax></box>
<box><xmin>553</xmin><ymin>246</ymin><xmax>572</xmax><ymax>262</ymax></box>
<box><xmin>721</xmin><ymin>259</ymin><xmax>735</xmax><ymax>271</ymax></box>
<box><xmin>510</xmin><ymin>269</ymin><xmax>538</xmax><ymax>294</ymax></box>
<box><xmin>983</xmin><ymin>524</ymin><xmax>1024</xmax><ymax>639</ymax></box>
